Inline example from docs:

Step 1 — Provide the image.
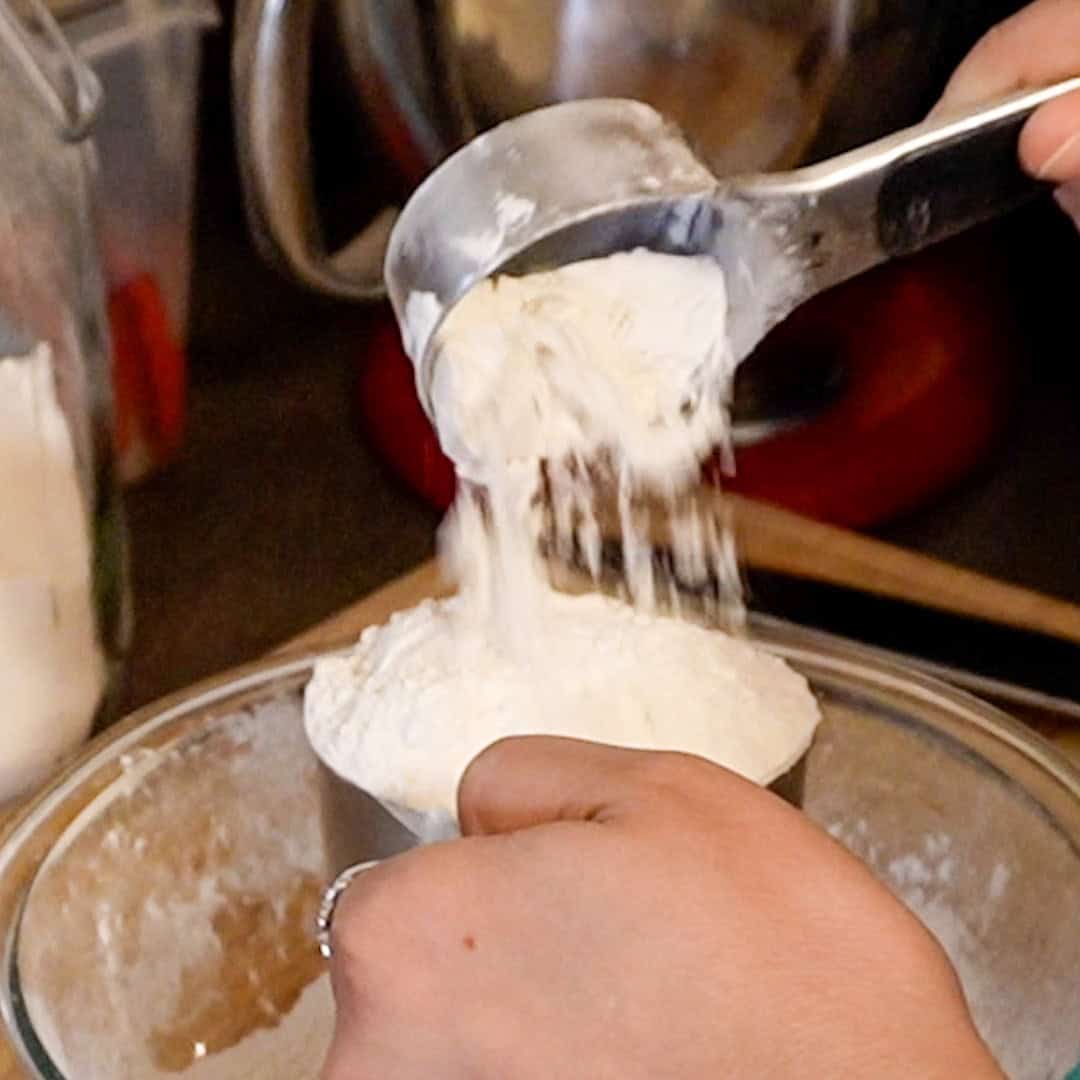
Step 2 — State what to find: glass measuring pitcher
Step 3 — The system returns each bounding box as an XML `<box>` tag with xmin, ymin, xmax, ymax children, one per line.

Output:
<box><xmin>0</xmin><ymin>0</ymin><xmax>129</xmax><ymax>804</ymax></box>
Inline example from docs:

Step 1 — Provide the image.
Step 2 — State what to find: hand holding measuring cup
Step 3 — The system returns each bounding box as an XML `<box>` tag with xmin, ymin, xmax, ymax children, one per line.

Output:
<box><xmin>321</xmin><ymin>738</ymin><xmax>1003</xmax><ymax>1080</ymax></box>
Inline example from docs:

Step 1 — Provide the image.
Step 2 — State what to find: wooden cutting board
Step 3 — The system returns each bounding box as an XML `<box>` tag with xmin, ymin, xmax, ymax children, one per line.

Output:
<box><xmin>282</xmin><ymin>495</ymin><xmax>1080</xmax><ymax>651</ymax></box>
<box><xmin>3</xmin><ymin>497</ymin><xmax>1080</xmax><ymax>1076</ymax></box>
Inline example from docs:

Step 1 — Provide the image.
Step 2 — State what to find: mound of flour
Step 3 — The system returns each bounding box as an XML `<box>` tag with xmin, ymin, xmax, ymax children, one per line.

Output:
<box><xmin>305</xmin><ymin>589</ymin><xmax>819</xmax><ymax>841</ymax></box>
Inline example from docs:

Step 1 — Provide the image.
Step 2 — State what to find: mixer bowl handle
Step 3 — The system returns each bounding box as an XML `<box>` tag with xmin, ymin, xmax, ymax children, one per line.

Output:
<box><xmin>232</xmin><ymin>0</ymin><xmax>397</xmax><ymax>299</ymax></box>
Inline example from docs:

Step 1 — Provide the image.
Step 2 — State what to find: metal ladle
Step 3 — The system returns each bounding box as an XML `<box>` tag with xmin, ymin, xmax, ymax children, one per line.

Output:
<box><xmin>386</xmin><ymin>79</ymin><xmax>1080</xmax><ymax>417</ymax></box>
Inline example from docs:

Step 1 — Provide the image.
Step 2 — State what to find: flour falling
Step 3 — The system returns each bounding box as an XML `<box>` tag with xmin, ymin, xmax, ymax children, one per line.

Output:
<box><xmin>430</xmin><ymin>250</ymin><xmax>744</xmax><ymax>639</ymax></box>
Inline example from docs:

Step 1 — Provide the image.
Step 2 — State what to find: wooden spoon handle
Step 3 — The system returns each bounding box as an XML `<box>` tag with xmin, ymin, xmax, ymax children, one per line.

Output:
<box><xmin>729</xmin><ymin>494</ymin><xmax>1080</xmax><ymax>646</ymax></box>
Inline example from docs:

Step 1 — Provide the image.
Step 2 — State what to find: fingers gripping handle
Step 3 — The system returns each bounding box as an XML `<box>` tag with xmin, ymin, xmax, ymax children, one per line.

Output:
<box><xmin>877</xmin><ymin>78</ymin><xmax>1080</xmax><ymax>257</ymax></box>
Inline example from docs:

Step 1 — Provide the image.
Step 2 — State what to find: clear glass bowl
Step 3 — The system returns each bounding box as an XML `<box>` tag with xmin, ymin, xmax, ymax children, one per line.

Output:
<box><xmin>1</xmin><ymin>622</ymin><xmax>1078</xmax><ymax>1079</ymax></box>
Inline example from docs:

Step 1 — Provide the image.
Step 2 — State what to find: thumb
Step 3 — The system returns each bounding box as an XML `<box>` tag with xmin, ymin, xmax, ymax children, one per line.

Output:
<box><xmin>457</xmin><ymin>735</ymin><xmax>651</xmax><ymax>836</ymax></box>
<box><xmin>1019</xmin><ymin>90</ymin><xmax>1080</xmax><ymax>180</ymax></box>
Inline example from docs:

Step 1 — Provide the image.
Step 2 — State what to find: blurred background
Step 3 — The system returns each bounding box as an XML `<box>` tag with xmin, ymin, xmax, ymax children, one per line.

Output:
<box><xmin>31</xmin><ymin>0</ymin><xmax>1078</xmax><ymax>712</ymax></box>
<box><xmin>10</xmin><ymin>8</ymin><xmax>1080</xmax><ymax>1069</ymax></box>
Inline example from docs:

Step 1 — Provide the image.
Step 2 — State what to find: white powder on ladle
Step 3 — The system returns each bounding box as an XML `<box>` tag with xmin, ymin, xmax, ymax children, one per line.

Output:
<box><xmin>306</xmin><ymin>250</ymin><xmax>820</xmax><ymax>835</ymax></box>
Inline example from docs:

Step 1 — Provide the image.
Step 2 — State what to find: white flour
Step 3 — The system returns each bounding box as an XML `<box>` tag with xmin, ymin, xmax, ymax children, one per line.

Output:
<box><xmin>432</xmin><ymin>251</ymin><xmax>742</xmax><ymax>634</ymax></box>
<box><xmin>307</xmin><ymin>589</ymin><xmax>819</xmax><ymax>841</ymax></box>
<box><xmin>428</xmin><ymin>252</ymin><xmax>733</xmax><ymax>488</ymax></box>
<box><xmin>0</xmin><ymin>344</ymin><xmax>105</xmax><ymax>802</ymax></box>
<box><xmin>307</xmin><ymin>250</ymin><xmax>820</xmax><ymax>835</ymax></box>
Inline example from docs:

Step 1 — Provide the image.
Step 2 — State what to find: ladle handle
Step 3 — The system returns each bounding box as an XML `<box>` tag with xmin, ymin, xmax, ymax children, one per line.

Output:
<box><xmin>876</xmin><ymin>84</ymin><xmax>1079</xmax><ymax>257</ymax></box>
<box><xmin>743</xmin><ymin>77</ymin><xmax>1080</xmax><ymax>308</ymax></box>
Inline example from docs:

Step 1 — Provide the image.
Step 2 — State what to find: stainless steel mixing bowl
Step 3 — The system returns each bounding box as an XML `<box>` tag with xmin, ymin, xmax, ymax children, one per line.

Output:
<box><xmin>0</xmin><ymin>619</ymin><xmax>1078</xmax><ymax>1078</ymax></box>
<box><xmin>233</xmin><ymin>0</ymin><xmax>1006</xmax><ymax>299</ymax></box>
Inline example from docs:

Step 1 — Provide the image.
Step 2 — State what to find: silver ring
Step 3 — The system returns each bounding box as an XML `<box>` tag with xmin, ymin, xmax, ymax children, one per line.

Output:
<box><xmin>316</xmin><ymin>860</ymin><xmax>380</xmax><ymax>958</ymax></box>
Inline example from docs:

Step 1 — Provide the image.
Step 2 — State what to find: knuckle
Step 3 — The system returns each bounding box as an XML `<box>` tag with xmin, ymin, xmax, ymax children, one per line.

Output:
<box><xmin>328</xmin><ymin>866</ymin><xmax>400</xmax><ymax>968</ymax></box>
<box><xmin>625</xmin><ymin>749</ymin><xmax>723</xmax><ymax>799</ymax></box>
<box><xmin>979</xmin><ymin>20</ymin><xmax>1008</xmax><ymax>52</ymax></box>
<box><xmin>330</xmin><ymin>851</ymin><xmax>456</xmax><ymax>973</ymax></box>
<box><xmin>329</xmin><ymin>845</ymin><xmax>490</xmax><ymax>1027</ymax></box>
<box><xmin>457</xmin><ymin>736</ymin><xmax>520</xmax><ymax>825</ymax></box>
<box><xmin>961</xmin><ymin>22</ymin><xmax>1012</xmax><ymax>80</ymax></box>
<box><xmin>460</xmin><ymin>735</ymin><xmax>516</xmax><ymax>793</ymax></box>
